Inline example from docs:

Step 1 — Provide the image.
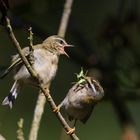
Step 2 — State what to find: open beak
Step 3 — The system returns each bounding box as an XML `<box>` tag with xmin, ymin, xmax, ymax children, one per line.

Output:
<box><xmin>64</xmin><ymin>44</ymin><xmax>74</xmax><ymax>47</ymax></box>
<box><xmin>61</xmin><ymin>44</ymin><xmax>74</xmax><ymax>57</ymax></box>
<box><xmin>63</xmin><ymin>50</ymin><xmax>69</xmax><ymax>57</ymax></box>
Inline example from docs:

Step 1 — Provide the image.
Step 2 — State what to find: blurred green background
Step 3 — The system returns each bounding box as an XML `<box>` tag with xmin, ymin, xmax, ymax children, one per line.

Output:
<box><xmin>0</xmin><ymin>0</ymin><xmax>140</xmax><ymax>140</ymax></box>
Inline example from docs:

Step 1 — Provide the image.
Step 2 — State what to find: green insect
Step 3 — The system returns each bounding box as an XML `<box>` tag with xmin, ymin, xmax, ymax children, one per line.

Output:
<box><xmin>75</xmin><ymin>68</ymin><xmax>87</xmax><ymax>86</ymax></box>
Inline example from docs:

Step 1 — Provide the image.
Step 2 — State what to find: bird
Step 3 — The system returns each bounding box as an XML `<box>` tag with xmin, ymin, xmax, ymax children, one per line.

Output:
<box><xmin>55</xmin><ymin>70</ymin><xmax>104</xmax><ymax>134</ymax></box>
<box><xmin>0</xmin><ymin>35</ymin><xmax>72</xmax><ymax>109</ymax></box>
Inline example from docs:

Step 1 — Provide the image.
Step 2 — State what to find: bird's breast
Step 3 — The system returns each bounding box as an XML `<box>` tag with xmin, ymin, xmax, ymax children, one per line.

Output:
<box><xmin>32</xmin><ymin>49</ymin><xmax>58</xmax><ymax>85</ymax></box>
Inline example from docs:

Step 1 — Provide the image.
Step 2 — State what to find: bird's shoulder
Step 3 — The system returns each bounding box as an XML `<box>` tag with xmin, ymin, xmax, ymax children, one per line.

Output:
<box><xmin>11</xmin><ymin>47</ymin><xmax>30</xmax><ymax>62</ymax></box>
<box><xmin>11</xmin><ymin>44</ymin><xmax>44</xmax><ymax>62</ymax></box>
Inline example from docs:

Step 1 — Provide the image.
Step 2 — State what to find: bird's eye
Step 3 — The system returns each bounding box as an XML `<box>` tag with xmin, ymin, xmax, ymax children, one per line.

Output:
<box><xmin>59</xmin><ymin>40</ymin><xmax>64</xmax><ymax>45</ymax></box>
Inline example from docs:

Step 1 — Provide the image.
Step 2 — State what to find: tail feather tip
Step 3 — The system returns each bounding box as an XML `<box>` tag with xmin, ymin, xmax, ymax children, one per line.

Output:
<box><xmin>2</xmin><ymin>96</ymin><xmax>13</xmax><ymax>109</ymax></box>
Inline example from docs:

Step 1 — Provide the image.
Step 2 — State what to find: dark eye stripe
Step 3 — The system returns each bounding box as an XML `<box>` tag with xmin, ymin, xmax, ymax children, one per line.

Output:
<box><xmin>55</xmin><ymin>37</ymin><xmax>65</xmax><ymax>43</ymax></box>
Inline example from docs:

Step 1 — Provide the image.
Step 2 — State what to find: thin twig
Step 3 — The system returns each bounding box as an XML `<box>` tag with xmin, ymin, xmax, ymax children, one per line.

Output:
<box><xmin>4</xmin><ymin>14</ymin><xmax>79</xmax><ymax>140</ymax></box>
<box><xmin>58</xmin><ymin>0</ymin><xmax>73</xmax><ymax>37</ymax></box>
<box><xmin>59</xmin><ymin>117</ymin><xmax>71</xmax><ymax>140</ymax></box>
<box><xmin>28</xmin><ymin>27</ymin><xmax>35</xmax><ymax>66</ymax></box>
<box><xmin>17</xmin><ymin>118</ymin><xmax>25</xmax><ymax>140</ymax></box>
<box><xmin>28</xmin><ymin>27</ymin><xmax>34</xmax><ymax>50</ymax></box>
<box><xmin>29</xmin><ymin>92</ymin><xmax>46</xmax><ymax>140</ymax></box>
<box><xmin>5</xmin><ymin>17</ymin><xmax>38</xmax><ymax>79</ymax></box>
<box><xmin>58</xmin><ymin>1</ymin><xmax>74</xmax><ymax>139</ymax></box>
<box><xmin>29</xmin><ymin>0</ymin><xmax>75</xmax><ymax>140</ymax></box>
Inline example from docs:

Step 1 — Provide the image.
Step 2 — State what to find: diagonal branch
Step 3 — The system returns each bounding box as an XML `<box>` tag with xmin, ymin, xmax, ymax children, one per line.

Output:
<box><xmin>4</xmin><ymin>17</ymin><xmax>38</xmax><ymax>80</ymax></box>
<box><xmin>29</xmin><ymin>92</ymin><xmax>46</xmax><ymax>140</ymax></box>
<box><xmin>17</xmin><ymin>118</ymin><xmax>25</xmax><ymax>140</ymax></box>
<box><xmin>58</xmin><ymin>0</ymin><xmax>73</xmax><ymax>37</ymax></box>
<box><xmin>2</xmin><ymin>2</ymin><xmax>79</xmax><ymax>140</ymax></box>
<box><xmin>29</xmin><ymin>0</ymin><xmax>75</xmax><ymax>140</ymax></box>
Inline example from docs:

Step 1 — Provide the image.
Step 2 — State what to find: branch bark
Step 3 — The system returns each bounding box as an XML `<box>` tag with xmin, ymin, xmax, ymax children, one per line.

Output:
<box><xmin>2</xmin><ymin>0</ymin><xmax>79</xmax><ymax>140</ymax></box>
<box><xmin>4</xmin><ymin>16</ymin><xmax>79</xmax><ymax>140</ymax></box>
<box><xmin>29</xmin><ymin>0</ymin><xmax>74</xmax><ymax>140</ymax></box>
<box><xmin>17</xmin><ymin>118</ymin><xmax>25</xmax><ymax>140</ymax></box>
<box><xmin>58</xmin><ymin>0</ymin><xmax>73</xmax><ymax>37</ymax></box>
<box><xmin>29</xmin><ymin>92</ymin><xmax>46</xmax><ymax>140</ymax></box>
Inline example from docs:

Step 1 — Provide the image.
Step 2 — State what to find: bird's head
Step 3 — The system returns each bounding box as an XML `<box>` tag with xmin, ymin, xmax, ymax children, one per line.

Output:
<box><xmin>43</xmin><ymin>35</ymin><xmax>73</xmax><ymax>57</ymax></box>
<box><xmin>75</xmin><ymin>69</ymin><xmax>104</xmax><ymax>101</ymax></box>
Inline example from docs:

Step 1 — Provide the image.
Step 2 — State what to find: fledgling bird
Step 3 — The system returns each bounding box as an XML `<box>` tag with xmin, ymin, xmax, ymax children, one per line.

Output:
<box><xmin>0</xmin><ymin>35</ymin><xmax>72</xmax><ymax>109</ymax></box>
<box><xmin>56</xmin><ymin>70</ymin><xmax>104</xmax><ymax>133</ymax></box>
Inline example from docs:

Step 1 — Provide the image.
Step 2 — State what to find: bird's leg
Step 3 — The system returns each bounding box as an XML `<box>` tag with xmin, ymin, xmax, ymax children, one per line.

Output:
<box><xmin>53</xmin><ymin>99</ymin><xmax>64</xmax><ymax>113</ymax></box>
<box><xmin>53</xmin><ymin>104</ymin><xmax>61</xmax><ymax>113</ymax></box>
<box><xmin>66</xmin><ymin>119</ymin><xmax>76</xmax><ymax>135</ymax></box>
<box><xmin>67</xmin><ymin>127</ymin><xmax>75</xmax><ymax>135</ymax></box>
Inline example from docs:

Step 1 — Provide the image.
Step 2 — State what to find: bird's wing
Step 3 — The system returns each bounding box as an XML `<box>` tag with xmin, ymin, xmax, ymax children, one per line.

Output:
<box><xmin>80</xmin><ymin>104</ymin><xmax>96</xmax><ymax>124</ymax></box>
<box><xmin>0</xmin><ymin>58</ymin><xmax>21</xmax><ymax>79</ymax></box>
<box><xmin>0</xmin><ymin>47</ymin><xmax>30</xmax><ymax>79</ymax></box>
<box><xmin>11</xmin><ymin>47</ymin><xmax>30</xmax><ymax>62</ymax></box>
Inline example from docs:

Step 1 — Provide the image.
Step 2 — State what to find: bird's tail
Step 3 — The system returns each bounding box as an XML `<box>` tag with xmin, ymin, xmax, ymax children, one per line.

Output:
<box><xmin>2</xmin><ymin>80</ymin><xmax>20</xmax><ymax>109</ymax></box>
<box><xmin>0</xmin><ymin>58</ymin><xmax>21</xmax><ymax>79</ymax></box>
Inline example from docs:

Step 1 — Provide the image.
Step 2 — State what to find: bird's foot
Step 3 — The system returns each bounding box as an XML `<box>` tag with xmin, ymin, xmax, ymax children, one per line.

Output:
<box><xmin>67</xmin><ymin>127</ymin><xmax>75</xmax><ymax>135</ymax></box>
<box><xmin>53</xmin><ymin>105</ymin><xmax>61</xmax><ymax>113</ymax></box>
